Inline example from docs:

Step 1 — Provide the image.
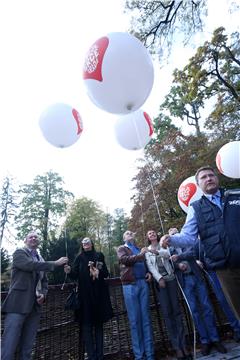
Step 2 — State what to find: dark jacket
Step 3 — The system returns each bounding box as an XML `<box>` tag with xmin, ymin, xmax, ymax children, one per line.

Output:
<box><xmin>117</xmin><ymin>244</ymin><xmax>147</xmax><ymax>285</ymax></box>
<box><xmin>192</xmin><ymin>188</ymin><xmax>240</xmax><ymax>269</ymax></box>
<box><xmin>174</xmin><ymin>248</ymin><xmax>205</xmax><ymax>288</ymax></box>
<box><xmin>69</xmin><ymin>250</ymin><xmax>113</xmax><ymax>324</ymax></box>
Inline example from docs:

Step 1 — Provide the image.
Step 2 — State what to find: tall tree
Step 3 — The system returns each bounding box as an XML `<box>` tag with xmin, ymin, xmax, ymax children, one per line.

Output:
<box><xmin>183</xmin><ymin>27</ymin><xmax>240</xmax><ymax>140</ymax></box>
<box><xmin>47</xmin><ymin>229</ymin><xmax>80</xmax><ymax>284</ymax></box>
<box><xmin>125</xmin><ymin>0</ymin><xmax>207</xmax><ymax>60</ymax></box>
<box><xmin>65</xmin><ymin>196</ymin><xmax>107</xmax><ymax>251</ymax></box>
<box><xmin>15</xmin><ymin>171</ymin><xmax>73</xmax><ymax>257</ymax></box>
<box><xmin>110</xmin><ymin>208</ymin><xmax>129</xmax><ymax>276</ymax></box>
<box><xmin>0</xmin><ymin>176</ymin><xmax>18</xmax><ymax>247</ymax></box>
<box><xmin>129</xmin><ymin>110</ymin><xmax>238</xmax><ymax>234</ymax></box>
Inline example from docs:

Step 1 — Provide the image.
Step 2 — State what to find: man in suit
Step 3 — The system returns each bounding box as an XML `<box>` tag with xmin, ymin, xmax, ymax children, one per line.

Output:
<box><xmin>1</xmin><ymin>231</ymin><xmax>68</xmax><ymax>360</ymax></box>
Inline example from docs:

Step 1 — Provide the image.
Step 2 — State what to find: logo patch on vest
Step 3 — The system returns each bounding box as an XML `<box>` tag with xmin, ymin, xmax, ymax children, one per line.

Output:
<box><xmin>228</xmin><ymin>200</ymin><xmax>240</xmax><ymax>206</ymax></box>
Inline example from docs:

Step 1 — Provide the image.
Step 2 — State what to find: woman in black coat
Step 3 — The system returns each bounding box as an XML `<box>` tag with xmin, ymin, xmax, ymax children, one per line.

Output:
<box><xmin>64</xmin><ymin>237</ymin><xmax>113</xmax><ymax>360</ymax></box>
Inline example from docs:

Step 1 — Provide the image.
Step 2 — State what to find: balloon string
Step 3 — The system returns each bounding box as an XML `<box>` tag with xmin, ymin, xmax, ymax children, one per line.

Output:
<box><xmin>132</xmin><ymin>117</ymin><xmax>165</xmax><ymax>235</ymax></box>
<box><xmin>133</xmin><ymin>116</ymin><xmax>144</xmax><ymax>149</ymax></box>
<box><xmin>61</xmin><ymin>228</ymin><xmax>68</xmax><ymax>290</ymax></box>
<box><xmin>145</xmin><ymin>160</ymin><xmax>165</xmax><ymax>235</ymax></box>
<box><xmin>168</xmin><ymin>248</ymin><xmax>197</xmax><ymax>359</ymax></box>
<box><xmin>133</xmin><ymin>116</ymin><xmax>196</xmax><ymax>357</ymax></box>
<box><xmin>139</xmin><ymin>194</ymin><xmax>146</xmax><ymax>244</ymax></box>
<box><xmin>64</xmin><ymin>228</ymin><xmax>68</xmax><ymax>257</ymax></box>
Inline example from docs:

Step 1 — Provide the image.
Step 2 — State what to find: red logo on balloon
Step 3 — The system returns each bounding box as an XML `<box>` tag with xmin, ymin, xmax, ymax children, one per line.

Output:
<box><xmin>83</xmin><ymin>37</ymin><xmax>109</xmax><ymax>82</ymax></box>
<box><xmin>143</xmin><ymin>112</ymin><xmax>153</xmax><ymax>136</ymax></box>
<box><xmin>216</xmin><ymin>152</ymin><xmax>224</xmax><ymax>174</ymax></box>
<box><xmin>72</xmin><ymin>109</ymin><xmax>83</xmax><ymax>135</ymax></box>
<box><xmin>178</xmin><ymin>183</ymin><xmax>197</xmax><ymax>206</ymax></box>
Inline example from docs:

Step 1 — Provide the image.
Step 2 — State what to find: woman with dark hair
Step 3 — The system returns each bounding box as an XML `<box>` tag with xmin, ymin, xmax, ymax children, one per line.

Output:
<box><xmin>64</xmin><ymin>237</ymin><xmax>113</xmax><ymax>360</ymax></box>
<box><xmin>145</xmin><ymin>230</ymin><xmax>192</xmax><ymax>360</ymax></box>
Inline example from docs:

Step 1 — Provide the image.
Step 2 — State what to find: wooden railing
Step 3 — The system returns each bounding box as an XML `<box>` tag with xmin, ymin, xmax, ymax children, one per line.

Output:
<box><xmin>1</xmin><ymin>277</ymin><xmax>231</xmax><ymax>359</ymax></box>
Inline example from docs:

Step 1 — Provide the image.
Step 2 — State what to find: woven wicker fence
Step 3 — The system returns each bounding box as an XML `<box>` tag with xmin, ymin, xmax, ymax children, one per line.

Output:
<box><xmin>1</xmin><ymin>277</ymin><xmax>231</xmax><ymax>359</ymax></box>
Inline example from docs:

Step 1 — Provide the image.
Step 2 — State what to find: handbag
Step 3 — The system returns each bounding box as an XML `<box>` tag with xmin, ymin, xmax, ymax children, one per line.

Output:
<box><xmin>64</xmin><ymin>286</ymin><xmax>80</xmax><ymax>311</ymax></box>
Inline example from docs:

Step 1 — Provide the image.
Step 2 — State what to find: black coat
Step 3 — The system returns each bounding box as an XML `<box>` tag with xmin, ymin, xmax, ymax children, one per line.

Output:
<box><xmin>70</xmin><ymin>250</ymin><xmax>113</xmax><ymax>325</ymax></box>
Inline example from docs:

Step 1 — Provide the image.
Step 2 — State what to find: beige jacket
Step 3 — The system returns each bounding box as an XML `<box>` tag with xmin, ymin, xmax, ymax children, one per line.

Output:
<box><xmin>145</xmin><ymin>244</ymin><xmax>175</xmax><ymax>282</ymax></box>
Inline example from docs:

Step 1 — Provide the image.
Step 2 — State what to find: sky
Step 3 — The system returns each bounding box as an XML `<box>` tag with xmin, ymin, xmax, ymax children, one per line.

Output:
<box><xmin>0</xmin><ymin>0</ymin><xmax>239</xmax><ymax>224</ymax></box>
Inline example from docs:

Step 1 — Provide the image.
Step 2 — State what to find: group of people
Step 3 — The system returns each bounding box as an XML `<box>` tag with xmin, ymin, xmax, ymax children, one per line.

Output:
<box><xmin>1</xmin><ymin>233</ymin><xmax>113</xmax><ymax>360</ymax></box>
<box><xmin>1</xmin><ymin>165</ymin><xmax>240</xmax><ymax>360</ymax></box>
<box><xmin>116</xmin><ymin>165</ymin><xmax>240</xmax><ymax>360</ymax></box>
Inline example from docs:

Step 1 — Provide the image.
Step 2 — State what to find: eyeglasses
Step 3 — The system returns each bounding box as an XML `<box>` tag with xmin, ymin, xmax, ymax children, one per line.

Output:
<box><xmin>125</xmin><ymin>231</ymin><xmax>133</xmax><ymax>235</ymax></box>
<box><xmin>82</xmin><ymin>238</ymin><xmax>91</xmax><ymax>244</ymax></box>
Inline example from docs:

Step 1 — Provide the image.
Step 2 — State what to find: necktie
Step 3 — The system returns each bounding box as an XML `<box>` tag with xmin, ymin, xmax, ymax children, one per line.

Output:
<box><xmin>30</xmin><ymin>249</ymin><xmax>41</xmax><ymax>297</ymax></box>
<box><xmin>31</xmin><ymin>249</ymin><xmax>39</xmax><ymax>261</ymax></box>
<box><xmin>211</xmin><ymin>195</ymin><xmax>222</xmax><ymax>209</ymax></box>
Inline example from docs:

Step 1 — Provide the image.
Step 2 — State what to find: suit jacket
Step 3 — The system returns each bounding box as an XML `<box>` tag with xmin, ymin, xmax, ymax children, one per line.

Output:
<box><xmin>2</xmin><ymin>247</ymin><xmax>56</xmax><ymax>314</ymax></box>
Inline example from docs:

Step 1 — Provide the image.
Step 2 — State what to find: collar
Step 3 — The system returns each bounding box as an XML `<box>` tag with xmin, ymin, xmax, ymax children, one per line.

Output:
<box><xmin>204</xmin><ymin>189</ymin><xmax>221</xmax><ymax>201</ymax></box>
<box><xmin>25</xmin><ymin>247</ymin><xmax>38</xmax><ymax>255</ymax></box>
<box><xmin>124</xmin><ymin>241</ymin><xmax>139</xmax><ymax>250</ymax></box>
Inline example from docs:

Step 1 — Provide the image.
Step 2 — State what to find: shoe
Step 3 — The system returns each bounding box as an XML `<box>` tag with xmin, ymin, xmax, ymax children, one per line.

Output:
<box><xmin>182</xmin><ymin>348</ymin><xmax>193</xmax><ymax>360</ymax></box>
<box><xmin>212</xmin><ymin>341</ymin><xmax>227</xmax><ymax>354</ymax></box>
<box><xmin>233</xmin><ymin>332</ymin><xmax>240</xmax><ymax>342</ymax></box>
<box><xmin>176</xmin><ymin>349</ymin><xmax>185</xmax><ymax>359</ymax></box>
<box><xmin>200</xmin><ymin>343</ymin><xmax>211</xmax><ymax>356</ymax></box>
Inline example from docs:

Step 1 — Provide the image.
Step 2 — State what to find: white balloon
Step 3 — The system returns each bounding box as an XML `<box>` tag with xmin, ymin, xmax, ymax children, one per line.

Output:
<box><xmin>177</xmin><ymin>176</ymin><xmax>203</xmax><ymax>213</ymax></box>
<box><xmin>39</xmin><ymin>103</ymin><xmax>83</xmax><ymax>148</ymax></box>
<box><xmin>216</xmin><ymin>141</ymin><xmax>240</xmax><ymax>178</ymax></box>
<box><xmin>114</xmin><ymin>109</ymin><xmax>154</xmax><ymax>150</ymax></box>
<box><xmin>83</xmin><ymin>32</ymin><xmax>154</xmax><ymax>114</ymax></box>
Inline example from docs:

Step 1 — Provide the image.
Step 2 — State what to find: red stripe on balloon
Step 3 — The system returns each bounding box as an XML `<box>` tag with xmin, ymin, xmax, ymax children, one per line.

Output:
<box><xmin>143</xmin><ymin>112</ymin><xmax>153</xmax><ymax>136</ymax></box>
<box><xmin>83</xmin><ymin>37</ymin><xmax>109</xmax><ymax>82</ymax></box>
<box><xmin>216</xmin><ymin>153</ymin><xmax>223</xmax><ymax>174</ymax></box>
<box><xmin>72</xmin><ymin>109</ymin><xmax>83</xmax><ymax>135</ymax></box>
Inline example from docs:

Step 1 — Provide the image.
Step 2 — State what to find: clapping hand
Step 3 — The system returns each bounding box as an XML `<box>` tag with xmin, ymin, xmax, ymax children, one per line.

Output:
<box><xmin>140</xmin><ymin>247</ymin><xmax>149</xmax><ymax>255</ymax></box>
<box><xmin>170</xmin><ymin>254</ymin><xmax>179</xmax><ymax>262</ymax></box>
<box><xmin>89</xmin><ymin>261</ymin><xmax>99</xmax><ymax>280</ymax></box>
<box><xmin>160</xmin><ymin>235</ymin><xmax>170</xmax><ymax>248</ymax></box>
<box><xmin>64</xmin><ymin>264</ymin><xmax>71</xmax><ymax>274</ymax></box>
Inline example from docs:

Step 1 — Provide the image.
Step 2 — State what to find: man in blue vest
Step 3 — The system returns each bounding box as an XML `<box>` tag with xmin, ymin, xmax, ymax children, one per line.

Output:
<box><xmin>160</xmin><ymin>166</ymin><xmax>240</xmax><ymax>320</ymax></box>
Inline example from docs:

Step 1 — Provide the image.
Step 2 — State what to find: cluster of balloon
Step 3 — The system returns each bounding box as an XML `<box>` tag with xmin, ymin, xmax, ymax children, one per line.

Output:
<box><xmin>114</xmin><ymin>109</ymin><xmax>154</xmax><ymax>150</ymax></box>
<box><xmin>83</xmin><ymin>32</ymin><xmax>154</xmax><ymax>114</ymax></box>
<box><xmin>216</xmin><ymin>141</ymin><xmax>240</xmax><ymax>179</ymax></box>
<box><xmin>39</xmin><ymin>103</ymin><xmax>83</xmax><ymax>148</ymax></box>
<box><xmin>177</xmin><ymin>176</ymin><xmax>203</xmax><ymax>213</ymax></box>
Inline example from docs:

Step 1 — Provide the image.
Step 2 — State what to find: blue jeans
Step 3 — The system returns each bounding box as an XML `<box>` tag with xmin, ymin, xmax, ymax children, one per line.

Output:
<box><xmin>183</xmin><ymin>274</ymin><xmax>219</xmax><ymax>344</ymax></box>
<box><xmin>208</xmin><ymin>271</ymin><xmax>240</xmax><ymax>335</ymax></box>
<box><xmin>122</xmin><ymin>279</ymin><xmax>154</xmax><ymax>360</ymax></box>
